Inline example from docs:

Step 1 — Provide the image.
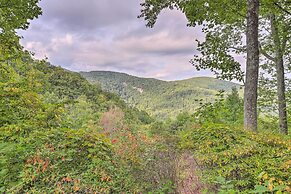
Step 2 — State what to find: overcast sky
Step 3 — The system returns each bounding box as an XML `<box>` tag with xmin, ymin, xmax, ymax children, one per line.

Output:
<box><xmin>19</xmin><ymin>0</ymin><xmax>214</xmax><ymax>80</ymax></box>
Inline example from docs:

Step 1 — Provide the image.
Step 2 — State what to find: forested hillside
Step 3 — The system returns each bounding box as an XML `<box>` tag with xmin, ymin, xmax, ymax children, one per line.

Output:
<box><xmin>2</xmin><ymin>53</ymin><xmax>290</xmax><ymax>193</ymax></box>
<box><xmin>0</xmin><ymin>49</ymin><xmax>161</xmax><ymax>192</ymax></box>
<box><xmin>81</xmin><ymin>71</ymin><xmax>242</xmax><ymax>118</ymax></box>
<box><xmin>1</xmin><ymin>0</ymin><xmax>291</xmax><ymax>193</ymax></box>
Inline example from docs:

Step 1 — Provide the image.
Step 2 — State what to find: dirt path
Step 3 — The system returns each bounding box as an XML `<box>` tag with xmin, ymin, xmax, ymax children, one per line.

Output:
<box><xmin>176</xmin><ymin>152</ymin><xmax>204</xmax><ymax>194</ymax></box>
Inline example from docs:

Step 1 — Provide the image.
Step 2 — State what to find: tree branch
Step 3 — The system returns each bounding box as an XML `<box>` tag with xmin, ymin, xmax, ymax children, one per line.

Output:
<box><xmin>229</xmin><ymin>46</ymin><xmax>246</xmax><ymax>52</ymax></box>
<box><xmin>259</xmin><ymin>44</ymin><xmax>275</xmax><ymax>61</ymax></box>
<box><xmin>274</xmin><ymin>2</ymin><xmax>291</xmax><ymax>16</ymax></box>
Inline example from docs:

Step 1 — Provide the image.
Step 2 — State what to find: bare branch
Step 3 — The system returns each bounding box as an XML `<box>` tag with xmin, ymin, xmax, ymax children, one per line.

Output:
<box><xmin>274</xmin><ymin>2</ymin><xmax>291</xmax><ymax>16</ymax></box>
<box><xmin>259</xmin><ymin>44</ymin><xmax>275</xmax><ymax>61</ymax></box>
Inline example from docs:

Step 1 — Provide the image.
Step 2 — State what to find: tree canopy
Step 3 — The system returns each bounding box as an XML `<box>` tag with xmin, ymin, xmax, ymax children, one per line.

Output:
<box><xmin>0</xmin><ymin>0</ymin><xmax>42</xmax><ymax>32</ymax></box>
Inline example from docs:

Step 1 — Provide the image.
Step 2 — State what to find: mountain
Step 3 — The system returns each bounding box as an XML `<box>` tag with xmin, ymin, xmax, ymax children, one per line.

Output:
<box><xmin>1</xmin><ymin>48</ymin><xmax>158</xmax><ymax>192</ymax></box>
<box><xmin>80</xmin><ymin>71</ymin><xmax>242</xmax><ymax>119</ymax></box>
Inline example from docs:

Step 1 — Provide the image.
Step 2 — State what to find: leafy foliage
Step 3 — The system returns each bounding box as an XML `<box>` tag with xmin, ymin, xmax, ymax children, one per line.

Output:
<box><xmin>0</xmin><ymin>0</ymin><xmax>42</xmax><ymax>51</ymax></box>
<box><xmin>1</xmin><ymin>1</ymin><xmax>290</xmax><ymax>193</ymax></box>
<box><xmin>179</xmin><ymin>124</ymin><xmax>291</xmax><ymax>193</ymax></box>
<box><xmin>0</xmin><ymin>0</ymin><xmax>42</xmax><ymax>32</ymax></box>
<box><xmin>0</xmin><ymin>47</ymin><xmax>156</xmax><ymax>192</ymax></box>
<box><xmin>194</xmin><ymin>88</ymin><xmax>244</xmax><ymax>126</ymax></box>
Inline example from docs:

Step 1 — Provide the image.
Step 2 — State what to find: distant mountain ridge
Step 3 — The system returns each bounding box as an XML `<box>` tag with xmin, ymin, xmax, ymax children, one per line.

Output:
<box><xmin>80</xmin><ymin>71</ymin><xmax>242</xmax><ymax>119</ymax></box>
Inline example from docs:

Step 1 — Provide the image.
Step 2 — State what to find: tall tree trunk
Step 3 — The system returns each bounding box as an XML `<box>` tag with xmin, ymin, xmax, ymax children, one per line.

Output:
<box><xmin>270</xmin><ymin>14</ymin><xmax>288</xmax><ymax>135</ymax></box>
<box><xmin>244</xmin><ymin>0</ymin><xmax>260</xmax><ymax>132</ymax></box>
<box><xmin>276</xmin><ymin>58</ymin><xmax>288</xmax><ymax>134</ymax></box>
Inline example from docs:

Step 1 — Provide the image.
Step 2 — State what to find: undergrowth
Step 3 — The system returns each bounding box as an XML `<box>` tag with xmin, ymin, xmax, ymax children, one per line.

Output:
<box><xmin>179</xmin><ymin>124</ymin><xmax>291</xmax><ymax>193</ymax></box>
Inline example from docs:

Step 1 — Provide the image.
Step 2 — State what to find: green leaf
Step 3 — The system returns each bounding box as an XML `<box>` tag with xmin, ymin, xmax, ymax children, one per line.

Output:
<box><xmin>253</xmin><ymin>185</ymin><xmax>269</xmax><ymax>193</ymax></box>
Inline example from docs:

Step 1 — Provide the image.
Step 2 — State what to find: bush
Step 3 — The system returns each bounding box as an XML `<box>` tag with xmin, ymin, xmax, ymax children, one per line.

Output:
<box><xmin>0</xmin><ymin>126</ymin><xmax>141</xmax><ymax>193</ymax></box>
<box><xmin>194</xmin><ymin>88</ymin><xmax>243</xmax><ymax>126</ymax></box>
<box><xmin>179</xmin><ymin>124</ymin><xmax>291</xmax><ymax>193</ymax></box>
<box><xmin>0</xmin><ymin>54</ymin><xmax>153</xmax><ymax>193</ymax></box>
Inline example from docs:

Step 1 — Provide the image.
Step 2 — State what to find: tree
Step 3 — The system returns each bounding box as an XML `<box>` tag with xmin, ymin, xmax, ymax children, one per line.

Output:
<box><xmin>244</xmin><ymin>0</ymin><xmax>260</xmax><ymax>131</ymax></box>
<box><xmin>140</xmin><ymin>0</ymin><xmax>290</xmax><ymax>132</ymax></box>
<box><xmin>139</xmin><ymin>0</ymin><xmax>260</xmax><ymax>131</ymax></box>
<box><xmin>0</xmin><ymin>0</ymin><xmax>42</xmax><ymax>32</ymax></box>
<box><xmin>259</xmin><ymin>3</ymin><xmax>290</xmax><ymax>134</ymax></box>
<box><xmin>270</xmin><ymin>14</ymin><xmax>288</xmax><ymax>134</ymax></box>
<box><xmin>0</xmin><ymin>0</ymin><xmax>42</xmax><ymax>49</ymax></box>
<box><xmin>194</xmin><ymin>88</ymin><xmax>244</xmax><ymax>125</ymax></box>
<box><xmin>225</xmin><ymin>87</ymin><xmax>244</xmax><ymax>123</ymax></box>
<box><xmin>191</xmin><ymin>2</ymin><xmax>290</xmax><ymax>133</ymax></box>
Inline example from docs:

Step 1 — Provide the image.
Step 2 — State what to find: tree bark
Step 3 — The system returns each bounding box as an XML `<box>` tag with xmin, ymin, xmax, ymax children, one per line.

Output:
<box><xmin>244</xmin><ymin>0</ymin><xmax>260</xmax><ymax>132</ymax></box>
<box><xmin>270</xmin><ymin>14</ymin><xmax>288</xmax><ymax>135</ymax></box>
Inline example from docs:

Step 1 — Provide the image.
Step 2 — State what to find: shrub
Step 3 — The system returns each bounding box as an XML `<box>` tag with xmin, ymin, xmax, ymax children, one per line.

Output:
<box><xmin>179</xmin><ymin>124</ymin><xmax>291</xmax><ymax>193</ymax></box>
<box><xmin>194</xmin><ymin>88</ymin><xmax>243</xmax><ymax>126</ymax></box>
<box><xmin>0</xmin><ymin>127</ymin><xmax>140</xmax><ymax>193</ymax></box>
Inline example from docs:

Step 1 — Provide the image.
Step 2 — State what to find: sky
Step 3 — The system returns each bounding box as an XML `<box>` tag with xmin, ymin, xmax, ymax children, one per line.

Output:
<box><xmin>19</xmin><ymin>0</ymin><xmax>214</xmax><ymax>81</ymax></box>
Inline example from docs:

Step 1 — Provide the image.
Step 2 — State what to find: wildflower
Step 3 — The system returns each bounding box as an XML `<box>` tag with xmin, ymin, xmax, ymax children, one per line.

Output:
<box><xmin>111</xmin><ymin>139</ymin><xmax>118</xmax><ymax>144</ymax></box>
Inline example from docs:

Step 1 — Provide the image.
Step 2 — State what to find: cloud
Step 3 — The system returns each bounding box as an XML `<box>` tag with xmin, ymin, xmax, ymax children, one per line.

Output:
<box><xmin>38</xmin><ymin>0</ymin><xmax>141</xmax><ymax>32</ymax></box>
<box><xmin>19</xmin><ymin>0</ymin><xmax>212</xmax><ymax>80</ymax></box>
<box><xmin>116</xmin><ymin>31</ymin><xmax>196</xmax><ymax>56</ymax></box>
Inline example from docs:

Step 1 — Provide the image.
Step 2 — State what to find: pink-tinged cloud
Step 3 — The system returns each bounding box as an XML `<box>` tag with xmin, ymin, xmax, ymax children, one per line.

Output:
<box><xmin>19</xmin><ymin>0</ymin><xmax>216</xmax><ymax>80</ymax></box>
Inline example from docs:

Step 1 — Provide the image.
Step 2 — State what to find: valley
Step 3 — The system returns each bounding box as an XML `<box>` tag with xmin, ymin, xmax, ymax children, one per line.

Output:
<box><xmin>1</xmin><ymin>0</ymin><xmax>290</xmax><ymax>193</ymax></box>
<box><xmin>81</xmin><ymin>71</ymin><xmax>242</xmax><ymax>118</ymax></box>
